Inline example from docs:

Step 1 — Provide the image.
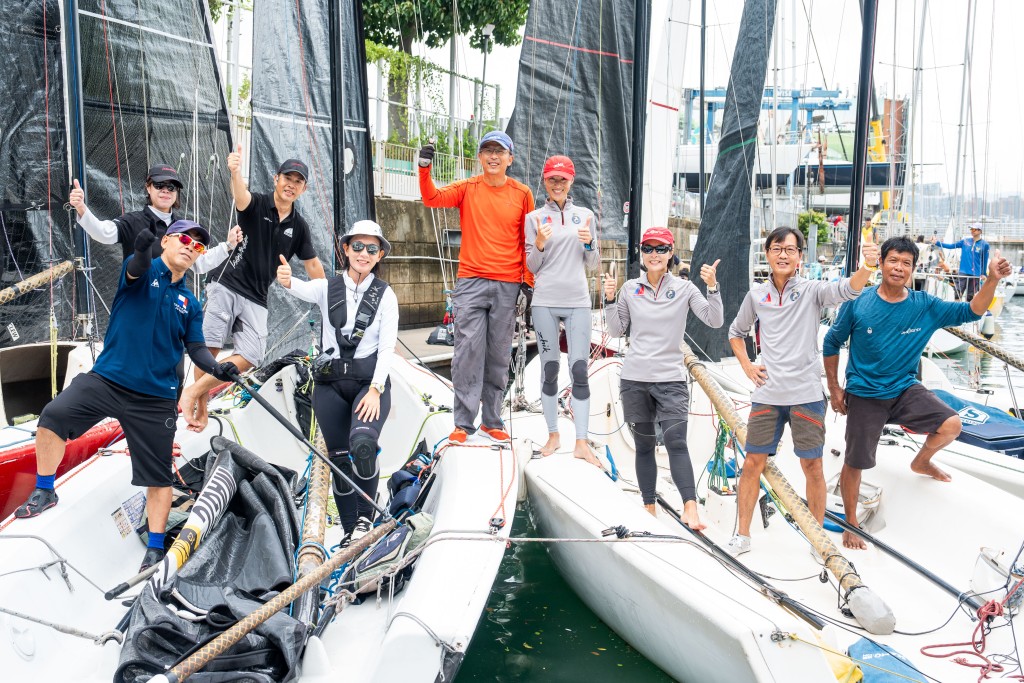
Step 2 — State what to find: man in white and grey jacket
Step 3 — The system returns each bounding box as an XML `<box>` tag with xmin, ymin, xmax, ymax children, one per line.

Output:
<box><xmin>724</xmin><ymin>227</ymin><xmax>879</xmax><ymax>557</ymax></box>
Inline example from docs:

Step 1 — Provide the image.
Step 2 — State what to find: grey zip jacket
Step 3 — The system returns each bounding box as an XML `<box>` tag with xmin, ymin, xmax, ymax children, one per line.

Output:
<box><xmin>606</xmin><ymin>272</ymin><xmax>724</xmax><ymax>382</ymax></box>
<box><xmin>525</xmin><ymin>197</ymin><xmax>600</xmax><ymax>308</ymax></box>
<box><xmin>728</xmin><ymin>274</ymin><xmax>859</xmax><ymax>405</ymax></box>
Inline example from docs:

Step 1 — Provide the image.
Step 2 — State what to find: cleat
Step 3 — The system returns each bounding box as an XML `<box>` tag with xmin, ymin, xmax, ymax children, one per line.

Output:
<box><xmin>14</xmin><ymin>488</ymin><xmax>59</xmax><ymax>519</ymax></box>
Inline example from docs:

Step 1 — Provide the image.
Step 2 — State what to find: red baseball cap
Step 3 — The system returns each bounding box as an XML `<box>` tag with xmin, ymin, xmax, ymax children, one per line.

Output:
<box><xmin>543</xmin><ymin>155</ymin><xmax>575</xmax><ymax>179</ymax></box>
<box><xmin>641</xmin><ymin>227</ymin><xmax>674</xmax><ymax>245</ymax></box>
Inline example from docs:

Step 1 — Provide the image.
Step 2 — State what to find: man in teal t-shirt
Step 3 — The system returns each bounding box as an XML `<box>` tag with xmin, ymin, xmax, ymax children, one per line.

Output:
<box><xmin>823</xmin><ymin>235</ymin><xmax>1011</xmax><ymax>550</ymax></box>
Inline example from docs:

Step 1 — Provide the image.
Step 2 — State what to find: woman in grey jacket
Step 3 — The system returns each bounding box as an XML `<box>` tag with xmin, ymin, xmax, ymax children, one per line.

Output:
<box><xmin>603</xmin><ymin>227</ymin><xmax>723</xmax><ymax>529</ymax></box>
<box><xmin>525</xmin><ymin>156</ymin><xmax>601</xmax><ymax>465</ymax></box>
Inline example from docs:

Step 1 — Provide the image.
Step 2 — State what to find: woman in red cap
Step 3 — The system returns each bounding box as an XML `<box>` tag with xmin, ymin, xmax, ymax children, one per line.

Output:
<box><xmin>525</xmin><ymin>155</ymin><xmax>602</xmax><ymax>465</ymax></box>
<box><xmin>602</xmin><ymin>228</ymin><xmax>723</xmax><ymax>529</ymax></box>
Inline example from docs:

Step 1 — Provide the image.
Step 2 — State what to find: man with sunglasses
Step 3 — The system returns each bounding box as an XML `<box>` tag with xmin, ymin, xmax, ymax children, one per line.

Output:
<box><xmin>68</xmin><ymin>164</ymin><xmax>242</xmax><ymax>271</ymax></box>
<box><xmin>417</xmin><ymin>131</ymin><xmax>534</xmax><ymax>444</ymax></box>
<box><xmin>724</xmin><ymin>227</ymin><xmax>879</xmax><ymax>559</ymax></box>
<box><xmin>15</xmin><ymin>220</ymin><xmax>237</xmax><ymax>572</ymax></box>
<box><xmin>180</xmin><ymin>146</ymin><xmax>325</xmax><ymax>432</ymax></box>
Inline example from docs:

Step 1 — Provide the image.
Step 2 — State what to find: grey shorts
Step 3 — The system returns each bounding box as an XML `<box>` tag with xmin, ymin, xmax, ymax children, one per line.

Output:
<box><xmin>620</xmin><ymin>379</ymin><xmax>689</xmax><ymax>423</ymax></box>
<box><xmin>747</xmin><ymin>400</ymin><xmax>827</xmax><ymax>459</ymax></box>
<box><xmin>845</xmin><ymin>383</ymin><xmax>957</xmax><ymax>470</ymax></box>
<box><xmin>202</xmin><ymin>282</ymin><xmax>268</xmax><ymax>366</ymax></box>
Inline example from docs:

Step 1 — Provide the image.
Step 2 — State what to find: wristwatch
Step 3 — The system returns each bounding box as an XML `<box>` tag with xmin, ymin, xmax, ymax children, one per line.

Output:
<box><xmin>707</xmin><ymin>283</ymin><xmax>720</xmax><ymax>294</ymax></box>
<box><xmin>370</xmin><ymin>382</ymin><xmax>386</xmax><ymax>394</ymax></box>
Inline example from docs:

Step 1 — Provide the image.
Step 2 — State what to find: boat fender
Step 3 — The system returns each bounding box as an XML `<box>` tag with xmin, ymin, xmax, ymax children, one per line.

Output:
<box><xmin>981</xmin><ymin>312</ymin><xmax>996</xmax><ymax>339</ymax></box>
<box><xmin>847</xmin><ymin>586</ymin><xmax>896</xmax><ymax>635</ymax></box>
<box><xmin>515</xmin><ymin>439</ymin><xmax>531</xmax><ymax>503</ymax></box>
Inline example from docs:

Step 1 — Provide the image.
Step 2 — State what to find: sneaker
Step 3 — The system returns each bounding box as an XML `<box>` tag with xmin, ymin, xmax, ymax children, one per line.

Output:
<box><xmin>724</xmin><ymin>534</ymin><xmax>751</xmax><ymax>558</ymax></box>
<box><xmin>810</xmin><ymin>546</ymin><xmax>826</xmax><ymax>566</ymax></box>
<box><xmin>139</xmin><ymin>547</ymin><xmax>164</xmax><ymax>573</ymax></box>
<box><xmin>14</xmin><ymin>488</ymin><xmax>59</xmax><ymax>519</ymax></box>
<box><xmin>479</xmin><ymin>424</ymin><xmax>511</xmax><ymax>442</ymax></box>
<box><xmin>350</xmin><ymin>516</ymin><xmax>372</xmax><ymax>543</ymax></box>
<box><xmin>448</xmin><ymin>427</ymin><xmax>469</xmax><ymax>444</ymax></box>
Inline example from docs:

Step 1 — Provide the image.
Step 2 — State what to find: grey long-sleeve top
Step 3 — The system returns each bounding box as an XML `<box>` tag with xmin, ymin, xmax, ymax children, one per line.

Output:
<box><xmin>525</xmin><ymin>197</ymin><xmax>600</xmax><ymax>308</ymax></box>
<box><xmin>606</xmin><ymin>272</ymin><xmax>724</xmax><ymax>382</ymax></box>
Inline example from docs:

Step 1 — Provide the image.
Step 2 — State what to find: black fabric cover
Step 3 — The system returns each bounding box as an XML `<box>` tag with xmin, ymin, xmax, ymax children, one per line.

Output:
<box><xmin>506</xmin><ymin>0</ymin><xmax>634</xmax><ymax>242</ymax></box>
<box><xmin>686</xmin><ymin>0</ymin><xmax>777</xmax><ymax>361</ymax></box>
<box><xmin>0</xmin><ymin>0</ymin><xmax>77</xmax><ymax>346</ymax></box>
<box><xmin>115</xmin><ymin>437</ymin><xmax>304</xmax><ymax>683</ymax></box>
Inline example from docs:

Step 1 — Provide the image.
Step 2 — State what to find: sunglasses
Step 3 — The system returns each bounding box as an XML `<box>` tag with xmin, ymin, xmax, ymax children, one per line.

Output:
<box><xmin>349</xmin><ymin>241</ymin><xmax>381</xmax><ymax>255</ymax></box>
<box><xmin>640</xmin><ymin>244</ymin><xmax>673</xmax><ymax>255</ymax></box>
<box><xmin>172</xmin><ymin>232</ymin><xmax>207</xmax><ymax>254</ymax></box>
<box><xmin>151</xmin><ymin>181</ymin><xmax>179</xmax><ymax>192</ymax></box>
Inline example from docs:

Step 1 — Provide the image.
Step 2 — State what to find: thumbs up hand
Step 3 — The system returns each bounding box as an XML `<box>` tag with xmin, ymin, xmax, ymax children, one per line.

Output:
<box><xmin>989</xmin><ymin>248</ymin><xmax>1012</xmax><ymax>281</ymax></box>
<box><xmin>276</xmin><ymin>254</ymin><xmax>292</xmax><ymax>289</ymax></box>
<box><xmin>69</xmin><ymin>179</ymin><xmax>86</xmax><ymax>217</ymax></box>
<box><xmin>227</xmin><ymin>144</ymin><xmax>242</xmax><ymax>174</ymax></box>
<box><xmin>701</xmin><ymin>258</ymin><xmax>721</xmax><ymax>287</ymax></box>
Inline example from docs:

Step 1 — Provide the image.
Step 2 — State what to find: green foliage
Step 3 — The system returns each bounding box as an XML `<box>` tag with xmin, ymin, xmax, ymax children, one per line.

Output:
<box><xmin>362</xmin><ymin>0</ymin><xmax>530</xmax><ymax>51</ymax></box>
<box><xmin>208</xmin><ymin>0</ymin><xmax>252</xmax><ymax>24</ymax></box>
<box><xmin>798</xmin><ymin>210</ymin><xmax>831</xmax><ymax>246</ymax></box>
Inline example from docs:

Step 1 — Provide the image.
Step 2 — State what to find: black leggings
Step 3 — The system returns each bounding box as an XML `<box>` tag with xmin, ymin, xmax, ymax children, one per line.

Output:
<box><xmin>312</xmin><ymin>378</ymin><xmax>391</xmax><ymax>534</ymax></box>
<box><xmin>630</xmin><ymin>419</ymin><xmax>696</xmax><ymax>504</ymax></box>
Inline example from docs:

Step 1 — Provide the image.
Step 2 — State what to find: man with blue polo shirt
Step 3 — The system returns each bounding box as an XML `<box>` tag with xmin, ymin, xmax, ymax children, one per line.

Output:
<box><xmin>823</xmin><ymin>235</ymin><xmax>1011</xmax><ymax>550</ymax></box>
<box><xmin>14</xmin><ymin>220</ymin><xmax>238</xmax><ymax>572</ymax></box>
<box><xmin>932</xmin><ymin>223</ymin><xmax>989</xmax><ymax>301</ymax></box>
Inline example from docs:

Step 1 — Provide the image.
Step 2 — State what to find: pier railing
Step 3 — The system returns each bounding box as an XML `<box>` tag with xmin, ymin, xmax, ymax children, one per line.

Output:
<box><xmin>372</xmin><ymin>142</ymin><xmax>478</xmax><ymax>201</ymax></box>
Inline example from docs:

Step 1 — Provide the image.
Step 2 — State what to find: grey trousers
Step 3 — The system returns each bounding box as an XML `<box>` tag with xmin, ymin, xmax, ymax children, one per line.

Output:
<box><xmin>451</xmin><ymin>277</ymin><xmax>519</xmax><ymax>430</ymax></box>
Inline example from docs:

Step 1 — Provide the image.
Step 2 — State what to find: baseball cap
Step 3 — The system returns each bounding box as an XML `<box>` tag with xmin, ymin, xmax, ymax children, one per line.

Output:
<box><xmin>340</xmin><ymin>219</ymin><xmax>392</xmax><ymax>257</ymax></box>
<box><xmin>969</xmin><ymin>223</ymin><xmax>983</xmax><ymax>231</ymax></box>
<box><xmin>277</xmin><ymin>159</ymin><xmax>309</xmax><ymax>181</ymax></box>
<box><xmin>165</xmin><ymin>219</ymin><xmax>210</xmax><ymax>246</ymax></box>
<box><xmin>146</xmin><ymin>164</ymin><xmax>182</xmax><ymax>188</ymax></box>
<box><xmin>641</xmin><ymin>227</ymin><xmax>674</xmax><ymax>245</ymax></box>
<box><xmin>543</xmin><ymin>155</ymin><xmax>575</xmax><ymax>179</ymax></box>
<box><xmin>478</xmin><ymin>130</ymin><xmax>514</xmax><ymax>155</ymax></box>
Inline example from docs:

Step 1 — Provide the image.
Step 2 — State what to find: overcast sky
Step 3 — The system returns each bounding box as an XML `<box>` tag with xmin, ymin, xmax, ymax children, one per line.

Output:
<box><xmin>425</xmin><ymin>0</ymin><xmax>1024</xmax><ymax>198</ymax></box>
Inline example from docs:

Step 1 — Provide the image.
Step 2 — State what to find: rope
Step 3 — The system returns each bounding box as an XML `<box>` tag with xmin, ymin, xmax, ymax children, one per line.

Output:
<box><xmin>920</xmin><ymin>595</ymin><xmax>1024</xmax><ymax>681</ymax></box>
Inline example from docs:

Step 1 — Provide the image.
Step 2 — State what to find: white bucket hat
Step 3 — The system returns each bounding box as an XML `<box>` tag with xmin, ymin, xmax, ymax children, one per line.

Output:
<box><xmin>340</xmin><ymin>219</ymin><xmax>392</xmax><ymax>257</ymax></box>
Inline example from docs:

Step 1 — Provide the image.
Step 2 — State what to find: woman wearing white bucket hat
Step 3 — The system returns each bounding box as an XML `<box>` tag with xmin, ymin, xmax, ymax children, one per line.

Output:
<box><xmin>277</xmin><ymin>219</ymin><xmax>398</xmax><ymax>545</ymax></box>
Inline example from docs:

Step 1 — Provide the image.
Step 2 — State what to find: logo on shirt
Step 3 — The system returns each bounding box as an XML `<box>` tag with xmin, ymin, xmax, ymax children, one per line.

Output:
<box><xmin>283</xmin><ymin>227</ymin><xmax>293</xmax><ymax>237</ymax></box>
<box><xmin>572</xmin><ymin>214</ymin><xmax>581</xmax><ymax>224</ymax></box>
<box><xmin>151</xmin><ymin>278</ymin><xmax>160</xmax><ymax>288</ymax></box>
<box><xmin>174</xmin><ymin>294</ymin><xmax>189</xmax><ymax>315</ymax></box>
<box><xmin>790</xmin><ymin>291</ymin><xmax>801</xmax><ymax>301</ymax></box>
<box><xmin>759</xmin><ymin>293</ymin><xmax>772</xmax><ymax>305</ymax></box>
<box><xmin>867</xmin><ymin>327</ymin><xmax>873</xmax><ymax>334</ymax></box>
<box><xmin>666</xmin><ymin>289</ymin><xmax>676</xmax><ymax>300</ymax></box>
<box><xmin>633</xmin><ymin>284</ymin><xmax>646</xmax><ymax>296</ymax></box>
<box><xmin>543</xmin><ymin>216</ymin><xmax>552</xmax><ymax>225</ymax></box>
<box><xmin>900</xmin><ymin>327</ymin><xmax>922</xmax><ymax>335</ymax></box>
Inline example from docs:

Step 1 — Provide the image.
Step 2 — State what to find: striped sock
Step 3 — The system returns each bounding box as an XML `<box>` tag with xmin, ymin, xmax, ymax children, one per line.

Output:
<box><xmin>36</xmin><ymin>474</ymin><xmax>55</xmax><ymax>490</ymax></box>
<box><xmin>147</xmin><ymin>532</ymin><xmax>165</xmax><ymax>550</ymax></box>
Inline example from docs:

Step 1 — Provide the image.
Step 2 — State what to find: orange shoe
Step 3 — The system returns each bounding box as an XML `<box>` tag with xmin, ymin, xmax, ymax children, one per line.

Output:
<box><xmin>448</xmin><ymin>427</ymin><xmax>469</xmax><ymax>444</ymax></box>
<box><xmin>479</xmin><ymin>424</ymin><xmax>511</xmax><ymax>442</ymax></box>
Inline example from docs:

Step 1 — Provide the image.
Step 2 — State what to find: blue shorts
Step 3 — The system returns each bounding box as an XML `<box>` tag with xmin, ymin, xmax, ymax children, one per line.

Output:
<box><xmin>746</xmin><ymin>400</ymin><xmax>826</xmax><ymax>459</ymax></box>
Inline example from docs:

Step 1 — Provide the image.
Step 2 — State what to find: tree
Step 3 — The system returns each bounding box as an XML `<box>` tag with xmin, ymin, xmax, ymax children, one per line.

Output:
<box><xmin>798</xmin><ymin>210</ymin><xmax>830</xmax><ymax>247</ymax></box>
<box><xmin>362</xmin><ymin>0</ymin><xmax>529</xmax><ymax>143</ymax></box>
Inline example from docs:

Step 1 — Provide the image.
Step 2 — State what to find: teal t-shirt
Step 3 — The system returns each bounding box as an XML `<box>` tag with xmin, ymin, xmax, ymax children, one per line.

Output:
<box><xmin>822</xmin><ymin>287</ymin><xmax>980</xmax><ymax>399</ymax></box>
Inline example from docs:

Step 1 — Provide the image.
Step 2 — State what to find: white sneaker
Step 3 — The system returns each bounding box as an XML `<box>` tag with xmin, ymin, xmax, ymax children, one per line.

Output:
<box><xmin>351</xmin><ymin>516</ymin><xmax>372</xmax><ymax>542</ymax></box>
<box><xmin>725</xmin><ymin>534</ymin><xmax>751</xmax><ymax>557</ymax></box>
<box><xmin>810</xmin><ymin>546</ymin><xmax>826</xmax><ymax>566</ymax></box>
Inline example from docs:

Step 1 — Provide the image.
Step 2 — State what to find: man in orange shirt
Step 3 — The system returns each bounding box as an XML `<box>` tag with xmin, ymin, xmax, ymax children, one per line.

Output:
<box><xmin>419</xmin><ymin>131</ymin><xmax>535</xmax><ymax>443</ymax></box>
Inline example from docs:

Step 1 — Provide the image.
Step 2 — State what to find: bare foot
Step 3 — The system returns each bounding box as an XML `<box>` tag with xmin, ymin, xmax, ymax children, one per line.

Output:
<box><xmin>910</xmin><ymin>456</ymin><xmax>952</xmax><ymax>482</ymax></box>
<box><xmin>644</xmin><ymin>503</ymin><xmax>656</xmax><ymax>517</ymax></box>
<box><xmin>843</xmin><ymin>529</ymin><xmax>867</xmax><ymax>550</ymax></box>
<box><xmin>681</xmin><ymin>501</ymin><xmax>706</xmax><ymax>531</ymax></box>
<box><xmin>540</xmin><ymin>433</ymin><xmax>561</xmax><ymax>456</ymax></box>
<box><xmin>573</xmin><ymin>440</ymin><xmax>602</xmax><ymax>468</ymax></box>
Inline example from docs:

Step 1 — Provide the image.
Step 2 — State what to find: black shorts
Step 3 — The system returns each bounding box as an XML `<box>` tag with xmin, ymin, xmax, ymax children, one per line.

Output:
<box><xmin>845</xmin><ymin>383</ymin><xmax>957</xmax><ymax>470</ymax></box>
<box><xmin>620</xmin><ymin>379</ymin><xmax>689</xmax><ymax>423</ymax></box>
<box><xmin>38</xmin><ymin>372</ymin><xmax>177</xmax><ymax>487</ymax></box>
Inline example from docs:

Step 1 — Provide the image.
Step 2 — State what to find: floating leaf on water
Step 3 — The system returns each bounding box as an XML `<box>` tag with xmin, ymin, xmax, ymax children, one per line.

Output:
<box><xmin>523</xmin><ymin>643</ymin><xmax>533</xmax><ymax>650</ymax></box>
<box><xmin>597</xmin><ymin>647</ymin><xmax>607</xmax><ymax>651</ymax></box>
<box><xmin>591</xmin><ymin>651</ymin><xmax>601</xmax><ymax>656</ymax></box>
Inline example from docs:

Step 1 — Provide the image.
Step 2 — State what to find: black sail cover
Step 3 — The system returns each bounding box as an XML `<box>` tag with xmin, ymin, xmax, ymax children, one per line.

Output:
<box><xmin>115</xmin><ymin>438</ymin><xmax>304</xmax><ymax>683</ymax></box>
<box><xmin>506</xmin><ymin>0</ymin><xmax>635</xmax><ymax>241</ymax></box>
<box><xmin>0</xmin><ymin>0</ymin><xmax>77</xmax><ymax>346</ymax></box>
<box><xmin>251</xmin><ymin>0</ymin><xmax>374</xmax><ymax>361</ymax></box>
<box><xmin>686</xmin><ymin>0</ymin><xmax>777</xmax><ymax>361</ymax></box>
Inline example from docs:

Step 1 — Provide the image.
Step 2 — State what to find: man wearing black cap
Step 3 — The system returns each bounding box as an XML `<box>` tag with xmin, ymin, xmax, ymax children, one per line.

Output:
<box><xmin>180</xmin><ymin>145</ymin><xmax>325</xmax><ymax>432</ymax></box>
<box><xmin>14</xmin><ymin>220</ymin><xmax>238</xmax><ymax>572</ymax></box>
<box><xmin>68</xmin><ymin>164</ymin><xmax>242</xmax><ymax>270</ymax></box>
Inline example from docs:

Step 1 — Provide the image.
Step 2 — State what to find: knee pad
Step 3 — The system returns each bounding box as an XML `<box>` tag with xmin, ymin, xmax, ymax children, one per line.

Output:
<box><xmin>350</xmin><ymin>429</ymin><xmax>380</xmax><ymax>479</ymax></box>
<box><xmin>660</xmin><ymin>420</ymin><xmax>689</xmax><ymax>453</ymax></box>
<box><xmin>542</xmin><ymin>361</ymin><xmax>560</xmax><ymax>396</ymax></box>
<box><xmin>570</xmin><ymin>360</ymin><xmax>590</xmax><ymax>400</ymax></box>
<box><xmin>329</xmin><ymin>449</ymin><xmax>354</xmax><ymax>496</ymax></box>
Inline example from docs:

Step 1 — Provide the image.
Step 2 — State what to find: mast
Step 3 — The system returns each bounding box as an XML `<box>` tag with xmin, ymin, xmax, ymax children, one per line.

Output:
<box><xmin>902</xmin><ymin>0</ymin><xmax>929</xmax><ymax>233</ymax></box>
<box><xmin>328</xmin><ymin>0</ymin><xmax>346</xmax><ymax>262</ymax></box>
<box><xmin>626</xmin><ymin>0</ymin><xmax>652</xmax><ymax>278</ymax></box>
<box><xmin>844</xmin><ymin>0</ymin><xmax>879</xmax><ymax>276</ymax></box>
<box><xmin>698</xmin><ymin>0</ymin><xmax>706</xmax><ymax>216</ymax></box>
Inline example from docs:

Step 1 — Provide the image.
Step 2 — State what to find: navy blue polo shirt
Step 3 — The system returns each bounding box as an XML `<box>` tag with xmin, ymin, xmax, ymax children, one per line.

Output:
<box><xmin>93</xmin><ymin>256</ymin><xmax>205</xmax><ymax>399</ymax></box>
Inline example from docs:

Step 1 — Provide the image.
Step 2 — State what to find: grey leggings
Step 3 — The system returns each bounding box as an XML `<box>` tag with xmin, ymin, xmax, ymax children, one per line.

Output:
<box><xmin>630</xmin><ymin>419</ymin><xmax>697</xmax><ymax>504</ymax></box>
<box><xmin>531</xmin><ymin>306</ymin><xmax>592</xmax><ymax>440</ymax></box>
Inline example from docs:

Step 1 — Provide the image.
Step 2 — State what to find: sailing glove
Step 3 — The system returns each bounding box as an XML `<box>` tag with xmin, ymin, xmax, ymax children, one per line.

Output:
<box><xmin>417</xmin><ymin>143</ymin><xmax>435</xmax><ymax>168</ymax></box>
<box><xmin>212</xmin><ymin>361</ymin><xmax>239</xmax><ymax>382</ymax></box>
<box><xmin>126</xmin><ymin>228</ymin><xmax>157</xmax><ymax>278</ymax></box>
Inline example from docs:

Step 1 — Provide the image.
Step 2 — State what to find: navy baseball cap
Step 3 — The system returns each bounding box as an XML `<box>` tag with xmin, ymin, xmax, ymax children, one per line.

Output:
<box><xmin>478</xmin><ymin>131</ymin><xmax>514</xmax><ymax>155</ymax></box>
<box><xmin>146</xmin><ymin>164</ymin><xmax>182</xmax><ymax>188</ymax></box>
<box><xmin>277</xmin><ymin>159</ymin><xmax>309</xmax><ymax>180</ymax></box>
<box><xmin>166</xmin><ymin>219</ymin><xmax>211</xmax><ymax>246</ymax></box>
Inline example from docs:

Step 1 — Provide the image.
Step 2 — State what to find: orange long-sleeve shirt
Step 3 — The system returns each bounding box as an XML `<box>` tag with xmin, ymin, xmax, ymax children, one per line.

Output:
<box><xmin>419</xmin><ymin>166</ymin><xmax>535</xmax><ymax>284</ymax></box>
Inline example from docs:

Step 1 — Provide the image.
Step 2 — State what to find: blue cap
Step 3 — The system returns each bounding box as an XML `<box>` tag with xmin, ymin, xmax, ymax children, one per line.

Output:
<box><xmin>478</xmin><ymin>130</ymin><xmax>514</xmax><ymax>155</ymax></box>
<box><xmin>166</xmin><ymin>219</ymin><xmax>211</xmax><ymax>246</ymax></box>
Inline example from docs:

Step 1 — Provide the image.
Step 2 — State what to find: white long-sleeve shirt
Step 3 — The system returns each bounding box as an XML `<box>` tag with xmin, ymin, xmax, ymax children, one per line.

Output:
<box><xmin>285</xmin><ymin>272</ymin><xmax>399</xmax><ymax>387</ymax></box>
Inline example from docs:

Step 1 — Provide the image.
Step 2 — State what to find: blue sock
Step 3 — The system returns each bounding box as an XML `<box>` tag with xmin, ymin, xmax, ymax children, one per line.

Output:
<box><xmin>147</xmin><ymin>532</ymin><xmax>165</xmax><ymax>550</ymax></box>
<box><xmin>36</xmin><ymin>474</ymin><xmax>55</xmax><ymax>490</ymax></box>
